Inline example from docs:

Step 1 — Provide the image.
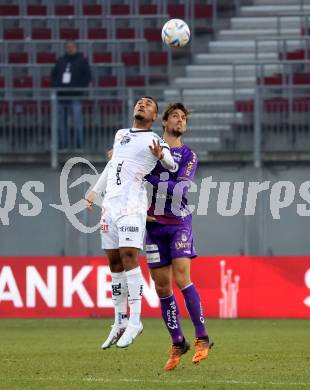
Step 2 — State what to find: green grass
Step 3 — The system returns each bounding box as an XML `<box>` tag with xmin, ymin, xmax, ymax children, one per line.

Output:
<box><xmin>0</xmin><ymin>319</ymin><xmax>310</xmax><ymax>390</ymax></box>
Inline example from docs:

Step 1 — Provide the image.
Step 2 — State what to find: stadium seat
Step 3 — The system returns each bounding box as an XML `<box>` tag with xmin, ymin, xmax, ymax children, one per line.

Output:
<box><xmin>121</xmin><ymin>52</ymin><xmax>140</xmax><ymax>66</ymax></box>
<box><xmin>88</xmin><ymin>28</ymin><xmax>107</xmax><ymax>40</ymax></box>
<box><xmin>293</xmin><ymin>73</ymin><xmax>310</xmax><ymax>85</ymax></box>
<box><xmin>0</xmin><ymin>5</ymin><xmax>19</xmax><ymax>16</ymax></box>
<box><xmin>93</xmin><ymin>52</ymin><xmax>113</xmax><ymax>63</ymax></box>
<box><xmin>55</xmin><ymin>5</ymin><xmax>75</xmax><ymax>16</ymax></box>
<box><xmin>116</xmin><ymin>28</ymin><xmax>135</xmax><ymax>39</ymax></box>
<box><xmin>148</xmin><ymin>52</ymin><xmax>168</xmax><ymax>66</ymax></box>
<box><xmin>98</xmin><ymin>76</ymin><xmax>118</xmax><ymax>87</ymax></box>
<box><xmin>144</xmin><ymin>28</ymin><xmax>161</xmax><ymax>41</ymax></box>
<box><xmin>41</xmin><ymin>77</ymin><xmax>51</xmax><ymax>88</ymax></box>
<box><xmin>139</xmin><ymin>4</ymin><xmax>158</xmax><ymax>15</ymax></box>
<box><xmin>281</xmin><ymin>49</ymin><xmax>310</xmax><ymax>60</ymax></box>
<box><xmin>125</xmin><ymin>75</ymin><xmax>145</xmax><ymax>87</ymax></box>
<box><xmin>9</xmin><ymin>53</ymin><xmax>28</xmax><ymax>64</ymax></box>
<box><xmin>258</xmin><ymin>74</ymin><xmax>286</xmax><ymax>85</ymax></box>
<box><xmin>31</xmin><ymin>28</ymin><xmax>52</xmax><ymax>40</ymax></box>
<box><xmin>0</xmin><ymin>101</ymin><xmax>9</xmax><ymax>115</ymax></box>
<box><xmin>36</xmin><ymin>52</ymin><xmax>56</xmax><ymax>64</ymax></box>
<box><xmin>4</xmin><ymin>28</ymin><xmax>24</xmax><ymax>40</ymax></box>
<box><xmin>59</xmin><ymin>28</ymin><xmax>79</xmax><ymax>40</ymax></box>
<box><xmin>194</xmin><ymin>4</ymin><xmax>213</xmax><ymax>18</ymax></box>
<box><xmin>27</xmin><ymin>5</ymin><xmax>47</xmax><ymax>16</ymax></box>
<box><xmin>13</xmin><ymin>77</ymin><xmax>33</xmax><ymax>88</ymax></box>
<box><xmin>0</xmin><ymin>77</ymin><xmax>5</xmax><ymax>89</ymax></box>
<box><xmin>83</xmin><ymin>5</ymin><xmax>102</xmax><ymax>16</ymax></box>
<box><xmin>111</xmin><ymin>5</ymin><xmax>130</xmax><ymax>15</ymax></box>
<box><xmin>167</xmin><ymin>4</ymin><xmax>185</xmax><ymax>19</ymax></box>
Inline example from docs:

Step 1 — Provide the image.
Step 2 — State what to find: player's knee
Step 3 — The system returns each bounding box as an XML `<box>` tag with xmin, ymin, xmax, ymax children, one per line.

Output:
<box><xmin>154</xmin><ymin>282</ymin><xmax>171</xmax><ymax>298</ymax></box>
<box><xmin>120</xmin><ymin>249</ymin><xmax>139</xmax><ymax>270</ymax></box>
<box><xmin>175</xmin><ymin>273</ymin><xmax>191</xmax><ymax>290</ymax></box>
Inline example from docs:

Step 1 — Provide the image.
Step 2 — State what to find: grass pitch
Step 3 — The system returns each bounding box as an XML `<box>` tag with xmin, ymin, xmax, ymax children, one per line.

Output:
<box><xmin>0</xmin><ymin>318</ymin><xmax>309</xmax><ymax>390</ymax></box>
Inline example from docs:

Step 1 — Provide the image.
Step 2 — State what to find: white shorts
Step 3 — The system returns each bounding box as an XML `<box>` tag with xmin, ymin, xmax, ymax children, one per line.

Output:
<box><xmin>100</xmin><ymin>201</ymin><xmax>146</xmax><ymax>250</ymax></box>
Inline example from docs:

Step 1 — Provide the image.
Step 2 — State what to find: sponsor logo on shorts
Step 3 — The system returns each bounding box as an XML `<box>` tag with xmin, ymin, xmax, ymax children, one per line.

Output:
<box><xmin>101</xmin><ymin>222</ymin><xmax>109</xmax><ymax>233</ymax></box>
<box><xmin>175</xmin><ymin>241</ymin><xmax>191</xmax><ymax>250</ymax></box>
<box><xmin>146</xmin><ymin>252</ymin><xmax>160</xmax><ymax>263</ymax></box>
<box><xmin>119</xmin><ymin>226</ymin><xmax>139</xmax><ymax>232</ymax></box>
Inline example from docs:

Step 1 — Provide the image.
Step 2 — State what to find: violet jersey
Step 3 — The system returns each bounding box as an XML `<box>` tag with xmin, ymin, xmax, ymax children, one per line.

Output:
<box><xmin>147</xmin><ymin>144</ymin><xmax>198</xmax><ymax>224</ymax></box>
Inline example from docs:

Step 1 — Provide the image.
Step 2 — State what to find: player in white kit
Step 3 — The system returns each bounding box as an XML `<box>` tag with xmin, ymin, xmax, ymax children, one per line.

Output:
<box><xmin>86</xmin><ymin>97</ymin><xmax>176</xmax><ymax>348</ymax></box>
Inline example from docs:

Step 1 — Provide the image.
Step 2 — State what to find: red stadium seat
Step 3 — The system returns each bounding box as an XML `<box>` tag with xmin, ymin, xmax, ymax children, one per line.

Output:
<box><xmin>235</xmin><ymin>100</ymin><xmax>254</xmax><ymax>113</ymax></box>
<box><xmin>9</xmin><ymin>52</ymin><xmax>28</xmax><ymax>64</ymax></box>
<box><xmin>41</xmin><ymin>77</ymin><xmax>51</xmax><ymax>88</ymax></box>
<box><xmin>292</xmin><ymin>73</ymin><xmax>310</xmax><ymax>85</ymax></box>
<box><xmin>13</xmin><ymin>77</ymin><xmax>33</xmax><ymax>88</ymax></box>
<box><xmin>98</xmin><ymin>76</ymin><xmax>118</xmax><ymax>87</ymax></box>
<box><xmin>88</xmin><ymin>28</ymin><xmax>107</xmax><ymax>40</ymax></box>
<box><xmin>167</xmin><ymin>4</ymin><xmax>185</xmax><ymax>18</ymax></box>
<box><xmin>281</xmin><ymin>49</ymin><xmax>310</xmax><ymax>60</ymax></box>
<box><xmin>83</xmin><ymin>4</ymin><xmax>102</xmax><ymax>16</ymax></box>
<box><xmin>31</xmin><ymin>28</ymin><xmax>52</xmax><ymax>40</ymax></box>
<box><xmin>0</xmin><ymin>77</ymin><xmax>5</xmax><ymax>89</ymax></box>
<box><xmin>194</xmin><ymin>4</ymin><xmax>212</xmax><ymax>18</ymax></box>
<box><xmin>4</xmin><ymin>28</ymin><xmax>24</xmax><ymax>40</ymax></box>
<box><xmin>36</xmin><ymin>52</ymin><xmax>56</xmax><ymax>64</ymax></box>
<box><xmin>144</xmin><ymin>28</ymin><xmax>161</xmax><ymax>41</ymax></box>
<box><xmin>121</xmin><ymin>52</ymin><xmax>140</xmax><ymax>66</ymax></box>
<box><xmin>149</xmin><ymin>52</ymin><xmax>168</xmax><ymax>66</ymax></box>
<box><xmin>59</xmin><ymin>28</ymin><xmax>79</xmax><ymax>40</ymax></box>
<box><xmin>258</xmin><ymin>73</ymin><xmax>286</xmax><ymax>85</ymax></box>
<box><xmin>93</xmin><ymin>52</ymin><xmax>113</xmax><ymax>63</ymax></box>
<box><xmin>0</xmin><ymin>101</ymin><xmax>9</xmax><ymax>115</ymax></box>
<box><xmin>116</xmin><ymin>28</ymin><xmax>135</xmax><ymax>39</ymax></box>
<box><xmin>0</xmin><ymin>5</ymin><xmax>19</xmax><ymax>16</ymax></box>
<box><xmin>139</xmin><ymin>4</ymin><xmax>158</xmax><ymax>15</ymax></box>
<box><xmin>27</xmin><ymin>5</ymin><xmax>47</xmax><ymax>16</ymax></box>
<box><xmin>125</xmin><ymin>76</ymin><xmax>145</xmax><ymax>87</ymax></box>
<box><xmin>55</xmin><ymin>5</ymin><xmax>75</xmax><ymax>16</ymax></box>
<box><xmin>111</xmin><ymin>4</ymin><xmax>130</xmax><ymax>15</ymax></box>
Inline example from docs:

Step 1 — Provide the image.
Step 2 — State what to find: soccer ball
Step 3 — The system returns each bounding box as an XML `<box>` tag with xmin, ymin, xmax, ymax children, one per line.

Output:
<box><xmin>161</xmin><ymin>19</ymin><xmax>190</xmax><ymax>48</ymax></box>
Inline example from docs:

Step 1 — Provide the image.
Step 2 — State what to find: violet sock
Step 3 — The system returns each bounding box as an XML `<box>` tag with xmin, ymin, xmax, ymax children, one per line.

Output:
<box><xmin>160</xmin><ymin>294</ymin><xmax>184</xmax><ymax>345</ymax></box>
<box><xmin>181</xmin><ymin>283</ymin><xmax>207</xmax><ymax>338</ymax></box>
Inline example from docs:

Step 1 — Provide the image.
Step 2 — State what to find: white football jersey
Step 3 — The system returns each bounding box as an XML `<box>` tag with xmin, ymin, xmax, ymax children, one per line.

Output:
<box><xmin>104</xmin><ymin>128</ymin><xmax>170</xmax><ymax>212</ymax></box>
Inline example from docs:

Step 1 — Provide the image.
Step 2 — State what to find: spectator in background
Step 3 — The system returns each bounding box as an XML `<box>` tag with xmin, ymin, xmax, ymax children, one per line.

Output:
<box><xmin>51</xmin><ymin>40</ymin><xmax>91</xmax><ymax>149</ymax></box>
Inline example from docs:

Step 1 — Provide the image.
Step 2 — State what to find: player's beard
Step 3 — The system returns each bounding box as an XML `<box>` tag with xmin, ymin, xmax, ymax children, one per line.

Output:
<box><xmin>171</xmin><ymin>129</ymin><xmax>183</xmax><ymax>138</ymax></box>
<box><xmin>134</xmin><ymin>114</ymin><xmax>147</xmax><ymax>123</ymax></box>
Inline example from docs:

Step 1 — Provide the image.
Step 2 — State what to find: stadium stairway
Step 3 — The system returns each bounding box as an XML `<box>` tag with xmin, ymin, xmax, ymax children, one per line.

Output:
<box><xmin>164</xmin><ymin>0</ymin><xmax>310</xmax><ymax>158</ymax></box>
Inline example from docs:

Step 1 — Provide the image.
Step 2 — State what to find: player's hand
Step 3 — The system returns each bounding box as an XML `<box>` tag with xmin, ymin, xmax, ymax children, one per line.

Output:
<box><xmin>149</xmin><ymin>140</ymin><xmax>164</xmax><ymax>160</ymax></box>
<box><xmin>107</xmin><ymin>149</ymin><xmax>113</xmax><ymax>160</ymax></box>
<box><xmin>85</xmin><ymin>191</ymin><xmax>96</xmax><ymax>210</ymax></box>
<box><xmin>146</xmin><ymin>215</ymin><xmax>157</xmax><ymax>222</ymax></box>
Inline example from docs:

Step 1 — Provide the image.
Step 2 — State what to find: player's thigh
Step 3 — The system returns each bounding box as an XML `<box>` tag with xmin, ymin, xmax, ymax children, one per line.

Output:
<box><xmin>172</xmin><ymin>257</ymin><xmax>191</xmax><ymax>289</ymax></box>
<box><xmin>150</xmin><ymin>265</ymin><xmax>173</xmax><ymax>298</ymax></box>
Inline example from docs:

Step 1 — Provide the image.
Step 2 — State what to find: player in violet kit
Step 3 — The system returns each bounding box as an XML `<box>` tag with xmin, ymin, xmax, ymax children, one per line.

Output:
<box><xmin>145</xmin><ymin>103</ymin><xmax>213</xmax><ymax>371</ymax></box>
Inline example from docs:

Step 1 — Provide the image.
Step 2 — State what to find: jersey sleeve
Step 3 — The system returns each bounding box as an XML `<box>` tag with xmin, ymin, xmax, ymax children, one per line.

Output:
<box><xmin>92</xmin><ymin>161</ymin><xmax>111</xmax><ymax>194</ymax></box>
<box><xmin>177</xmin><ymin>150</ymin><xmax>198</xmax><ymax>181</ymax></box>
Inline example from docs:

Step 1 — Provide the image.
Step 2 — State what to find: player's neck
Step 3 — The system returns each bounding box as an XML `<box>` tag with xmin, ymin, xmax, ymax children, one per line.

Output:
<box><xmin>164</xmin><ymin>133</ymin><xmax>182</xmax><ymax>148</ymax></box>
<box><xmin>132</xmin><ymin>120</ymin><xmax>152</xmax><ymax>131</ymax></box>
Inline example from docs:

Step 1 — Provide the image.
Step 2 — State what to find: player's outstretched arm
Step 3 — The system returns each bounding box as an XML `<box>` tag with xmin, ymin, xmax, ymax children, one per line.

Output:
<box><xmin>85</xmin><ymin>161</ymin><xmax>111</xmax><ymax>210</ymax></box>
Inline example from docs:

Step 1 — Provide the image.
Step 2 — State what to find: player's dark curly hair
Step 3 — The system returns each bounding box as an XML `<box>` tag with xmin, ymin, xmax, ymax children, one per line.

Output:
<box><xmin>162</xmin><ymin>102</ymin><xmax>190</xmax><ymax>130</ymax></box>
<box><xmin>134</xmin><ymin>96</ymin><xmax>158</xmax><ymax>113</ymax></box>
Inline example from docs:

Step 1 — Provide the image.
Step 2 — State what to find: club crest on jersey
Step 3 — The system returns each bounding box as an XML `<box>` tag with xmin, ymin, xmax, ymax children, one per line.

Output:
<box><xmin>181</xmin><ymin>232</ymin><xmax>188</xmax><ymax>242</ymax></box>
<box><xmin>120</xmin><ymin>135</ymin><xmax>131</xmax><ymax>145</ymax></box>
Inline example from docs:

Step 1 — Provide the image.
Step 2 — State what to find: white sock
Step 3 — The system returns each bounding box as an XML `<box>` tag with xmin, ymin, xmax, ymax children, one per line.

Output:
<box><xmin>111</xmin><ymin>271</ymin><xmax>128</xmax><ymax>327</ymax></box>
<box><xmin>126</xmin><ymin>267</ymin><xmax>143</xmax><ymax>326</ymax></box>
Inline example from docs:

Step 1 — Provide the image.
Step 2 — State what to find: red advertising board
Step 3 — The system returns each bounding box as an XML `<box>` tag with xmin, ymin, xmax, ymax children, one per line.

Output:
<box><xmin>0</xmin><ymin>256</ymin><xmax>309</xmax><ymax>318</ymax></box>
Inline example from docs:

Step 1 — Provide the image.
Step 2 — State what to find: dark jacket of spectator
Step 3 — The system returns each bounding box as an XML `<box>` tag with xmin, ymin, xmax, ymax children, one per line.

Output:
<box><xmin>51</xmin><ymin>52</ymin><xmax>91</xmax><ymax>97</ymax></box>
